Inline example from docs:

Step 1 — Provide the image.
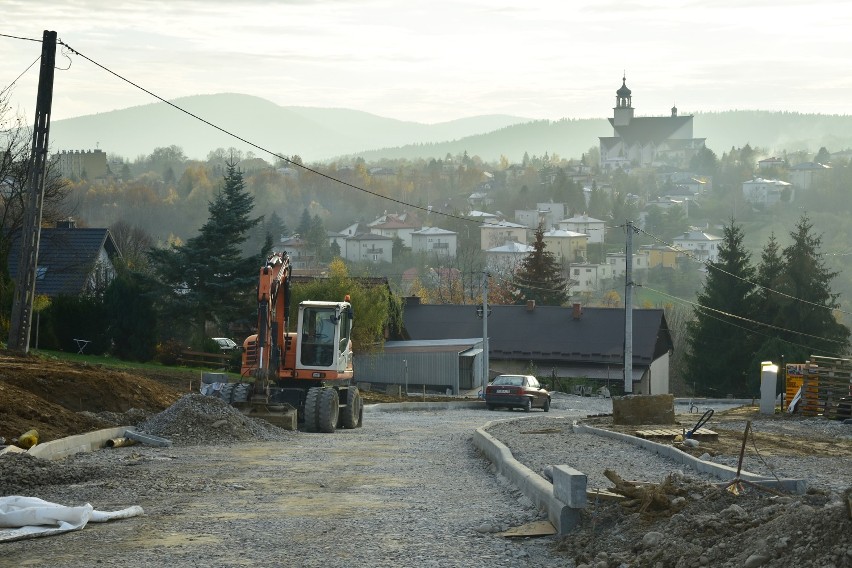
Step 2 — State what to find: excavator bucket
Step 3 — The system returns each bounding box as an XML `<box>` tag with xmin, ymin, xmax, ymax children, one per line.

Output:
<box><xmin>231</xmin><ymin>400</ymin><xmax>298</xmax><ymax>430</ymax></box>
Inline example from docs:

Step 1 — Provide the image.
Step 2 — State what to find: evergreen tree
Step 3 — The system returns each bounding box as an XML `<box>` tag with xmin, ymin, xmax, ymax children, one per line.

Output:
<box><xmin>148</xmin><ymin>161</ymin><xmax>270</xmax><ymax>344</ymax></box>
<box><xmin>266</xmin><ymin>211</ymin><xmax>287</xmax><ymax>243</ymax></box>
<box><xmin>512</xmin><ymin>225</ymin><xmax>569</xmax><ymax>306</ymax></box>
<box><xmin>685</xmin><ymin>220</ymin><xmax>758</xmax><ymax>396</ymax></box>
<box><xmin>748</xmin><ymin>232</ymin><xmax>788</xmax><ymax>370</ymax></box>
<box><xmin>296</xmin><ymin>207</ymin><xmax>312</xmax><ymax>237</ymax></box>
<box><xmin>754</xmin><ymin>232</ymin><xmax>785</xmax><ymax>326</ymax></box>
<box><xmin>774</xmin><ymin>215</ymin><xmax>849</xmax><ymax>360</ymax></box>
<box><xmin>104</xmin><ymin>269</ymin><xmax>158</xmax><ymax>361</ymax></box>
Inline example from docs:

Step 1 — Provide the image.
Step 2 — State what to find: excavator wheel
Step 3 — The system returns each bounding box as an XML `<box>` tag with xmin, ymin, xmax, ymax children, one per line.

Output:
<box><xmin>317</xmin><ymin>388</ymin><xmax>340</xmax><ymax>433</ymax></box>
<box><xmin>303</xmin><ymin>387</ymin><xmax>322</xmax><ymax>432</ymax></box>
<box><xmin>339</xmin><ymin>387</ymin><xmax>363</xmax><ymax>429</ymax></box>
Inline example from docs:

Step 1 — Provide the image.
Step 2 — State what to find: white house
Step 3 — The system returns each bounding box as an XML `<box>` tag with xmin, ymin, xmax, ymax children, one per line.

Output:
<box><xmin>344</xmin><ymin>233</ymin><xmax>394</xmax><ymax>264</ymax></box>
<box><xmin>411</xmin><ymin>227</ymin><xmax>458</xmax><ymax>258</ymax></box>
<box><xmin>742</xmin><ymin>178</ymin><xmax>793</xmax><ymax>206</ymax></box>
<box><xmin>368</xmin><ymin>213</ymin><xmax>422</xmax><ymax>248</ymax></box>
<box><xmin>485</xmin><ymin>241</ymin><xmax>533</xmax><ymax>275</ymax></box>
<box><xmin>789</xmin><ymin>162</ymin><xmax>830</xmax><ymax>191</ymax></box>
<box><xmin>672</xmin><ymin>230</ymin><xmax>723</xmax><ymax>263</ymax></box>
<box><xmin>567</xmin><ymin>263</ymin><xmax>615</xmax><ymax>293</ymax></box>
<box><xmin>558</xmin><ymin>214</ymin><xmax>606</xmax><ymax>244</ymax></box>
<box><xmin>480</xmin><ymin>220</ymin><xmax>528</xmax><ymax>251</ymax></box>
<box><xmin>605</xmin><ymin>250</ymin><xmax>650</xmax><ymax>279</ymax></box>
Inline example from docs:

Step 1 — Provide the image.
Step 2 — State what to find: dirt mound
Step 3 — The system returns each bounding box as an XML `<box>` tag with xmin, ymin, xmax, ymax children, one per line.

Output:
<box><xmin>556</xmin><ymin>475</ymin><xmax>852</xmax><ymax>568</ymax></box>
<box><xmin>0</xmin><ymin>350</ymin><xmax>184</xmax><ymax>444</ymax></box>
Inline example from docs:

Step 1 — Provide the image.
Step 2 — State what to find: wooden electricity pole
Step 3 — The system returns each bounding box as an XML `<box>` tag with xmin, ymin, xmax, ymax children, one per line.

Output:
<box><xmin>8</xmin><ymin>30</ymin><xmax>57</xmax><ymax>353</ymax></box>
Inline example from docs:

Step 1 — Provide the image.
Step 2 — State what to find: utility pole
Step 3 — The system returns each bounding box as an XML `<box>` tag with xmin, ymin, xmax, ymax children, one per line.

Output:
<box><xmin>623</xmin><ymin>220</ymin><xmax>635</xmax><ymax>394</ymax></box>
<box><xmin>8</xmin><ymin>31</ymin><xmax>57</xmax><ymax>353</ymax></box>
<box><xmin>478</xmin><ymin>271</ymin><xmax>491</xmax><ymax>397</ymax></box>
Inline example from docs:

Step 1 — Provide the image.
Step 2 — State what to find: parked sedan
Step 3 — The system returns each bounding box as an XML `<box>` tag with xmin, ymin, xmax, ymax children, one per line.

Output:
<box><xmin>484</xmin><ymin>374</ymin><xmax>551</xmax><ymax>412</ymax></box>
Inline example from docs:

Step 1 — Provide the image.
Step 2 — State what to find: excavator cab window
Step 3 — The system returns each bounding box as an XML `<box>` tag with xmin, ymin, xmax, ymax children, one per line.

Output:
<box><xmin>300</xmin><ymin>307</ymin><xmax>336</xmax><ymax>367</ymax></box>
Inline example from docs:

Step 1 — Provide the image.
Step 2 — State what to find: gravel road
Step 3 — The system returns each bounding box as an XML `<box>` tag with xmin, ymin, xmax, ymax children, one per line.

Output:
<box><xmin>1</xmin><ymin>394</ymin><xmax>847</xmax><ymax>568</ymax></box>
<box><xmin>2</xmin><ymin>396</ymin><xmax>601</xmax><ymax>567</ymax></box>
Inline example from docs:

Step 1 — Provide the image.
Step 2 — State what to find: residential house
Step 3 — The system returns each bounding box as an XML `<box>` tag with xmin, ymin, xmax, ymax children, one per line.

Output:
<box><xmin>411</xmin><ymin>227</ymin><xmax>458</xmax><ymax>258</ymax></box>
<box><xmin>605</xmin><ymin>250</ymin><xmax>650</xmax><ymax>279</ymax></box>
<box><xmin>468</xmin><ymin>192</ymin><xmax>494</xmax><ymax>209</ymax></box>
<box><xmin>344</xmin><ymin>233</ymin><xmax>393</xmax><ymax>264</ymax></box>
<box><xmin>758</xmin><ymin>157</ymin><xmax>786</xmax><ymax>171</ymax></box>
<box><xmin>742</xmin><ymin>178</ymin><xmax>793</xmax><ymax>206</ymax></box>
<box><xmin>567</xmin><ymin>263</ymin><xmax>615</xmax><ymax>293</ymax></box>
<box><xmin>640</xmin><ymin>244</ymin><xmax>682</xmax><ymax>269</ymax></box>
<box><xmin>480</xmin><ymin>220</ymin><xmax>528</xmax><ymax>250</ymax></box>
<box><xmin>485</xmin><ymin>241</ymin><xmax>533</xmax><ymax>275</ymax></box>
<box><xmin>7</xmin><ymin>219</ymin><xmax>121</xmax><ymax>297</ymax></box>
<box><xmin>368</xmin><ymin>213</ymin><xmax>422</xmax><ymax>248</ymax></box>
<box><xmin>515</xmin><ymin>202</ymin><xmax>566</xmax><ymax>230</ymax></box>
<box><xmin>276</xmin><ymin>236</ymin><xmax>315</xmax><ymax>271</ymax></box>
<box><xmin>467</xmin><ymin>210</ymin><xmax>500</xmax><ymax>223</ymax></box>
<box><xmin>542</xmin><ymin>229</ymin><xmax>588</xmax><ymax>266</ymax></box>
<box><xmin>672</xmin><ymin>229</ymin><xmax>723</xmax><ymax>263</ymax></box>
<box><xmin>398</xmin><ymin>298</ymin><xmax>673</xmax><ymax>395</ymax></box>
<box><xmin>789</xmin><ymin>162</ymin><xmax>830</xmax><ymax>191</ymax></box>
<box><xmin>558</xmin><ymin>214</ymin><xmax>606</xmax><ymax>245</ymax></box>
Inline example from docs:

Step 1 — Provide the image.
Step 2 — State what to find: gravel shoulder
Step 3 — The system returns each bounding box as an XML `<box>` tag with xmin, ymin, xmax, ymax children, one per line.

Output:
<box><xmin>1</xmin><ymin>393</ymin><xmax>850</xmax><ymax>568</ymax></box>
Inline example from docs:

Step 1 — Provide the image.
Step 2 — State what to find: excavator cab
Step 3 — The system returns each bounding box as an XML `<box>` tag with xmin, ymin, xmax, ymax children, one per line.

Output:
<box><xmin>296</xmin><ymin>301</ymin><xmax>353</xmax><ymax>375</ymax></box>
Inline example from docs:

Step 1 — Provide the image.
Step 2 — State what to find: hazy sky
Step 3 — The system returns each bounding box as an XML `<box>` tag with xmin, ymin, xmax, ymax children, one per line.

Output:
<box><xmin>3</xmin><ymin>0</ymin><xmax>851</xmax><ymax>124</ymax></box>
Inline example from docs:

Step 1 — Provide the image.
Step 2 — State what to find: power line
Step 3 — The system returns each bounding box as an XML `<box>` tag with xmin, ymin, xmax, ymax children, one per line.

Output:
<box><xmin>0</xmin><ymin>55</ymin><xmax>40</xmax><ymax>99</ymax></box>
<box><xmin>641</xmin><ymin>283</ymin><xmax>847</xmax><ymax>356</ymax></box>
<box><xmin>0</xmin><ymin>32</ymin><xmax>43</xmax><ymax>43</ymax></box>
<box><xmin>636</xmin><ymin>225</ymin><xmax>852</xmax><ymax>318</ymax></box>
<box><xmin>54</xmin><ymin>40</ymin><xmax>508</xmax><ymax>232</ymax></box>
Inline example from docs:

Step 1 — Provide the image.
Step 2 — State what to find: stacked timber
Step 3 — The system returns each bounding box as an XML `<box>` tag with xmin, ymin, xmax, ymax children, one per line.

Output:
<box><xmin>799</xmin><ymin>356</ymin><xmax>852</xmax><ymax>419</ymax></box>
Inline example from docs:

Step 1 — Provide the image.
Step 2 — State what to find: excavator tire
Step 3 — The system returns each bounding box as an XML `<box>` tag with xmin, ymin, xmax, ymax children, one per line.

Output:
<box><xmin>339</xmin><ymin>387</ymin><xmax>363</xmax><ymax>429</ymax></box>
<box><xmin>303</xmin><ymin>387</ymin><xmax>322</xmax><ymax>432</ymax></box>
<box><xmin>317</xmin><ymin>388</ymin><xmax>340</xmax><ymax>433</ymax></box>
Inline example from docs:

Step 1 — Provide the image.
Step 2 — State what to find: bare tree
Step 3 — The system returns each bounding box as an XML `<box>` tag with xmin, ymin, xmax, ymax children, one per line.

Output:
<box><xmin>109</xmin><ymin>219</ymin><xmax>154</xmax><ymax>273</ymax></box>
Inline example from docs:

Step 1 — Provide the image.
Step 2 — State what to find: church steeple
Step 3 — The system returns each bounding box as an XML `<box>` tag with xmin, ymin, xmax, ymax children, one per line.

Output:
<box><xmin>616</xmin><ymin>74</ymin><xmax>632</xmax><ymax>109</ymax></box>
<box><xmin>613</xmin><ymin>74</ymin><xmax>634</xmax><ymax>127</ymax></box>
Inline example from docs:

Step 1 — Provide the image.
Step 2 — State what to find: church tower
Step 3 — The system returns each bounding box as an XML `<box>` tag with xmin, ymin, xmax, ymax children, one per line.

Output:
<box><xmin>613</xmin><ymin>75</ymin><xmax>634</xmax><ymax>127</ymax></box>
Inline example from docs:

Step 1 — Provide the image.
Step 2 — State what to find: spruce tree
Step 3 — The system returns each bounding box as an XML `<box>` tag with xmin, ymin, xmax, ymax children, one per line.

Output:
<box><xmin>148</xmin><ymin>161</ymin><xmax>270</xmax><ymax>343</ymax></box>
<box><xmin>512</xmin><ymin>225</ymin><xmax>569</xmax><ymax>306</ymax></box>
<box><xmin>774</xmin><ymin>214</ymin><xmax>849</xmax><ymax>360</ymax></box>
<box><xmin>685</xmin><ymin>220</ymin><xmax>758</xmax><ymax>396</ymax></box>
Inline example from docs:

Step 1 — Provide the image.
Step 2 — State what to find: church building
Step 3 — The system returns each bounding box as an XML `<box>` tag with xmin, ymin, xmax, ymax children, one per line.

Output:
<box><xmin>599</xmin><ymin>76</ymin><xmax>706</xmax><ymax>172</ymax></box>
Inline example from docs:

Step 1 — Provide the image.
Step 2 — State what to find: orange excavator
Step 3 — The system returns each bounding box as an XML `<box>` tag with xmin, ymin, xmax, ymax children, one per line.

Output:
<box><xmin>233</xmin><ymin>251</ymin><xmax>363</xmax><ymax>432</ymax></box>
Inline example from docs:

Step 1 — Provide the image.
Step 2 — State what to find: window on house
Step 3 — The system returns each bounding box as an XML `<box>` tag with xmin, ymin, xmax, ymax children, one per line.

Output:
<box><xmin>36</xmin><ymin>266</ymin><xmax>48</xmax><ymax>280</ymax></box>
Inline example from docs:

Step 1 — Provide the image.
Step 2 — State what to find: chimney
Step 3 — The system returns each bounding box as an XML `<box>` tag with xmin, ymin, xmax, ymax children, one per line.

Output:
<box><xmin>56</xmin><ymin>217</ymin><xmax>76</xmax><ymax>229</ymax></box>
<box><xmin>404</xmin><ymin>295</ymin><xmax>421</xmax><ymax>307</ymax></box>
<box><xmin>526</xmin><ymin>300</ymin><xmax>535</xmax><ymax>312</ymax></box>
<box><xmin>572</xmin><ymin>302</ymin><xmax>583</xmax><ymax>320</ymax></box>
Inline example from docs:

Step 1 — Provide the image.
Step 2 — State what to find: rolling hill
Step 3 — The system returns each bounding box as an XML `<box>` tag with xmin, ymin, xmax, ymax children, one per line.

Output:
<box><xmin>47</xmin><ymin>93</ymin><xmax>852</xmax><ymax>164</ymax></box>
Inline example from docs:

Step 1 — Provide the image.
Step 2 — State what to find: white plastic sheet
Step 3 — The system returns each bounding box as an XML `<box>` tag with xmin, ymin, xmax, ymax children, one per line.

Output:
<box><xmin>0</xmin><ymin>496</ymin><xmax>144</xmax><ymax>542</ymax></box>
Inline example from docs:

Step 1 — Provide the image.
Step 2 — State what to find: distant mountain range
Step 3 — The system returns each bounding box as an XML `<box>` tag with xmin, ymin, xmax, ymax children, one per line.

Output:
<box><xmin>47</xmin><ymin>93</ymin><xmax>852</xmax><ymax>164</ymax></box>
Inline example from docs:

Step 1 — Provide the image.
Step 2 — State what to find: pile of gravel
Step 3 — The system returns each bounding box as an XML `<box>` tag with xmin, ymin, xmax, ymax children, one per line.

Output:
<box><xmin>135</xmin><ymin>394</ymin><xmax>296</xmax><ymax>446</ymax></box>
<box><xmin>0</xmin><ymin>453</ymin><xmax>109</xmax><ymax>496</ymax></box>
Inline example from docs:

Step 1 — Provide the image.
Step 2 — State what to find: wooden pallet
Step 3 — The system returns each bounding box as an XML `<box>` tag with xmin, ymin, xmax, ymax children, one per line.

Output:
<box><xmin>798</xmin><ymin>356</ymin><xmax>852</xmax><ymax>418</ymax></box>
<box><xmin>634</xmin><ymin>427</ymin><xmax>718</xmax><ymax>441</ymax></box>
